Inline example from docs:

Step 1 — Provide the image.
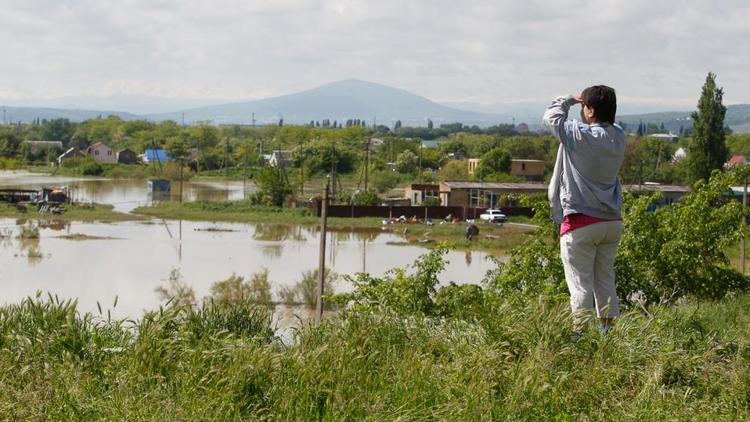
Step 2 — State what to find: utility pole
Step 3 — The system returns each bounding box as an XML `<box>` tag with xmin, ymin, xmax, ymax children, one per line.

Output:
<box><xmin>300</xmin><ymin>154</ymin><xmax>305</xmax><ymax>196</ymax></box>
<box><xmin>364</xmin><ymin>138</ymin><xmax>370</xmax><ymax>191</ymax></box>
<box><xmin>418</xmin><ymin>141</ymin><xmax>423</xmax><ymax>183</ymax></box>
<box><xmin>742</xmin><ymin>178</ymin><xmax>747</xmax><ymax>274</ymax></box>
<box><xmin>179</xmin><ymin>158</ymin><xmax>184</xmax><ymax>203</ymax></box>
<box><xmin>330</xmin><ymin>141</ymin><xmax>337</xmax><ymax>199</ymax></box>
<box><xmin>224</xmin><ymin>137</ymin><xmax>229</xmax><ymax>177</ymax></box>
<box><xmin>243</xmin><ymin>141</ymin><xmax>248</xmax><ymax>199</ymax></box>
<box><xmin>316</xmin><ymin>179</ymin><xmax>330</xmax><ymax>321</ymax></box>
<box><xmin>252</xmin><ymin>112</ymin><xmax>256</xmax><ymax>128</ymax></box>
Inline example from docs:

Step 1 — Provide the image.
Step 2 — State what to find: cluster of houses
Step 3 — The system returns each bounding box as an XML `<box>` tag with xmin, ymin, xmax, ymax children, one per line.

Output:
<box><xmin>55</xmin><ymin>143</ymin><xmax>172</xmax><ymax>166</ymax></box>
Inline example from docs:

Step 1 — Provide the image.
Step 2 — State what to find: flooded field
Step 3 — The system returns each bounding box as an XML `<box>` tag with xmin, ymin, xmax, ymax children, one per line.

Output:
<box><xmin>0</xmin><ymin>218</ymin><xmax>495</xmax><ymax>323</ymax></box>
<box><xmin>0</xmin><ymin>171</ymin><xmax>498</xmax><ymax>331</ymax></box>
<box><xmin>0</xmin><ymin>170</ymin><xmax>248</xmax><ymax>212</ymax></box>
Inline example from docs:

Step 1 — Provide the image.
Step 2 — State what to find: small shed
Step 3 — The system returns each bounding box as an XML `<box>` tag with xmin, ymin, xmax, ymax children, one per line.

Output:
<box><xmin>143</xmin><ymin>149</ymin><xmax>172</xmax><ymax>163</ymax></box>
<box><xmin>148</xmin><ymin>179</ymin><xmax>171</xmax><ymax>193</ymax></box>
<box><xmin>117</xmin><ymin>149</ymin><xmax>138</xmax><ymax>164</ymax></box>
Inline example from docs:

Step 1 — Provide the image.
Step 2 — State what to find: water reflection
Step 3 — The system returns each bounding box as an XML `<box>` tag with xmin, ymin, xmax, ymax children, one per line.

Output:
<box><xmin>18</xmin><ymin>237</ymin><xmax>44</xmax><ymax>266</ymax></box>
<box><xmin>261</xmin><ymin>244</ymin><xmax>284</xmax><ymax>259</ymax></box>
<box><xmin>0</xmin><ymin>217</ymin><xmax>496</xmax><ymax>322</ymax></box>
<box><xmin>252</xmin><ymin>224</ymin><xmax>308</xmax><ymax>241</ymax></box>
<box><xmin>0</xmin><ymin>171</ymin><xmax>248</xmax><ymax>213</ymax></box>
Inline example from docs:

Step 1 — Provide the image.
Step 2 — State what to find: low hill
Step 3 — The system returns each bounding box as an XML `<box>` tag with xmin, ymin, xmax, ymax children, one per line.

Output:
<box><xmin>150</xmin><ymin>79</ymin><xmax>505</xmax><ymax>126</ymax></box>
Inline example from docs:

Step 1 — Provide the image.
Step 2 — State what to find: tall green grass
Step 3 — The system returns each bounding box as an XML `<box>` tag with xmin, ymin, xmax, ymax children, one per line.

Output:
<box><xmin>1</xmin><ymin>292</ymin><xmax>748</xmax><ymax>419</ymax></box>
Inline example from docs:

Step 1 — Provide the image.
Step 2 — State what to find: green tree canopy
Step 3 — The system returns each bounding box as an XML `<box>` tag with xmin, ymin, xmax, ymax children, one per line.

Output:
<box><xmin>477</xmin><ymin>148</ymin><xmax>512</xmax><ymax>179</ymax></box>
<box><xmin>687</xmin><ymin>72</ymin><xmax>728</xmax><ymax>182</ymax></box>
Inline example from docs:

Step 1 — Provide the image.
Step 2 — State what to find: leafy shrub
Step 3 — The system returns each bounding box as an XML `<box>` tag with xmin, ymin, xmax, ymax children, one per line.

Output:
<box><xmin>209</xmin><ymin>269</ymin><xmax>273</xmax><ymax>306</ymax></box>
<box><xmin>334</xmin><ymin>246</ymin><xmax>448</xmax><ymax>316</ymax></box>
<box><xmin>81</xmin><ymin>159</ymin><xmax>104</xmax><ymax>176</ymax></box>
<box><xmin>616</xmin><ymin>169</ymin><xmax>750</xmax><ymax>303</ymax></box>
<box><xmin>349</xmin><ymin>189</ymin><xmax>381</xmax><ymax>206</ymax></box>
<box><xmin>370</xmin><ymin>169</ymin><xmax>399</xmax><ymax>193</ymax></box>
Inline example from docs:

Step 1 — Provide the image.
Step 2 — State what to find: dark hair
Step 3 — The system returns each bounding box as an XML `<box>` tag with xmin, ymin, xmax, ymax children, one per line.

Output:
<box><xmin>581</xmin><ymin>85</ymin><xmax>617</xmax><ymax>124</ymax></box>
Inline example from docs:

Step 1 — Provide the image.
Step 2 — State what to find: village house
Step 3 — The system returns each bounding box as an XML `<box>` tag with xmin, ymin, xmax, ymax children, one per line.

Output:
<box><xmin>86</xmin><ymin>142</ymin><xmax>116</xmax><ymax>163</ymax></box>
<box><xmin>648</xmin><ymin>133</ymin><xmax>679</xmax><ymax>142</ymax></box>
<box><xmin>117</xmin><ymin>149</ymin><xmax>138</xmax><ymax>164</ymax></box>
<box><xmin>435</xmin><ymin>181</ymin><xmax>690</xmax><ymax>208</ymax></box>
<box><xmin>510</xmin><ymin>159</ymin><xmax>545</xmax><ymax>181</ymax></box>
<box><xmin>404</xmin><ymin>184</ymin><xmax>441</xmax><ymax>206</ymax></box>
<box><xmin>726</xmin><ymin>155</ymin><xmax>747</xmax><ymax>169</ymax></box>
<box><xmin>467</xmin><ymin>158</ymin><xmax>545</xmax><ymax>181</ymax></box>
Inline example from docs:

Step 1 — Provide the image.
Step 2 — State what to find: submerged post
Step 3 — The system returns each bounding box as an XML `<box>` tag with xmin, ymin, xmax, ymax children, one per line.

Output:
<box><xmin>316</xmin><ymin>179</ymin><xmax>330</xmax><ymax>321</ymax></box>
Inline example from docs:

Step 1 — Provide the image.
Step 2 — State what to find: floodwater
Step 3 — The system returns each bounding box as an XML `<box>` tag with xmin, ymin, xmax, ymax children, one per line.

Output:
<box><xmin>0</xmin><ymin>170</ymin><xmax>247</xmax><ymax>212</ymax></box>
<box><xmin>0</xmin><ymin>171</ymin><xmax>498</xmax><ymax>329</ymax></box>
<box><xmin>0</xmin><ymin>219</ymin><xmax>495</xmax><ymax>321</ymax></box>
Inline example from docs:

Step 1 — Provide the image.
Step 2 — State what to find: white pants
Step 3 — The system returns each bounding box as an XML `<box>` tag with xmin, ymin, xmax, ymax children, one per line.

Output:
<box><xmin>560</xmin><ymin>220</ymin><xmax>623</xmax><ymax>320</ymax></box>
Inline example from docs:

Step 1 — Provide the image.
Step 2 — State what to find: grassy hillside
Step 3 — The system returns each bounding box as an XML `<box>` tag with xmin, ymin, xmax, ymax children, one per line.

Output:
<box><xmin>1</xmin><ymin>292</ymin><xmax>748</xmax><ymax>419</ymax></box>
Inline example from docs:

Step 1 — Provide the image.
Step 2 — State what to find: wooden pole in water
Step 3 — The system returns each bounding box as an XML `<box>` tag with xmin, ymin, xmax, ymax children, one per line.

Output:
<box><xmin>742</xmin><ymin>178</ymin><xmax>747</xmax><ymax>274</ymax></box>
<box><xmin>179</xmin><ymin>158</ymin><xmax>184</xmax><ymax>203</ymax></box>
<box><xmin>243</xmin><ymin>141</ymin><xmax>248</xmax><ymax>199</ymax></box>
<box><xmin>316</xmin><ymin>179</ymin><xmax>330</xmax><ymax>321</ymax></box>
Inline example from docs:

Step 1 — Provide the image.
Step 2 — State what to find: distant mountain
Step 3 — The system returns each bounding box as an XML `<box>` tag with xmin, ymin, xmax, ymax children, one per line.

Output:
<box><xmin>618</xmin><ymin>104</ymin><xmax>750</xmax><ymax>134</ymax></box>
<box><xmin>150</xmin><ymin>79</ymin><xmax>506</xmax><ymax>126</ymax></box>
<box><xmin>0</xmin><ymin>106</ymin><xmax>138</xmax><ymax>124</ymax></box>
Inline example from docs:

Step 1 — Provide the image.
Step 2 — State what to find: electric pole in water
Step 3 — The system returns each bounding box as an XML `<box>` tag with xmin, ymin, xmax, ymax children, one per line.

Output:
<box><xmin>243</xmin><ymin>141</ymin><xmax>249</xmax><ymax>199</ymax></box>
<box><xmin>364</xmin><ymin>138</ymin><xmax>370</xmax><ymax>191</ymax></box>
<box><xmin>316</xmin><ymin>179</ymin><xmax>330</xmax><ymax>321</ymax></box>
<box><xmin>223</xmin><ymin>137</ymin><xmax>229</xmax><ymax>177</ymax></box>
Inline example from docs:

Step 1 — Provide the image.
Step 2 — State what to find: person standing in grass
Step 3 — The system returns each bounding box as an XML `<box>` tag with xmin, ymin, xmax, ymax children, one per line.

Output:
<box><xmin>543</xmin><ymin>86</ymin><xmax>625</xmax><ymax>336</ymax></box>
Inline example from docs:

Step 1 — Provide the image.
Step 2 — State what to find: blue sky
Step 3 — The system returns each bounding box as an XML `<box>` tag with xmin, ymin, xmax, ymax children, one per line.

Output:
<box><xmin>1</xmin><ymin>0</ymin><xmax>749</xmax><ymax>108</ymax></box>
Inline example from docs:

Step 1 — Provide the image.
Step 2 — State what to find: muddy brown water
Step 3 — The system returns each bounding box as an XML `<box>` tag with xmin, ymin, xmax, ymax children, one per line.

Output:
<box><xmin>0</xmin><ymin>172</ymin><xmax>497</xmax><ymax>333</ymax></box>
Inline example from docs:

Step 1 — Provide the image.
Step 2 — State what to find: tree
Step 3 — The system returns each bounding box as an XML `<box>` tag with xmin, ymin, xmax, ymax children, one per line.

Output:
<box><xmin>189</xmin><ymin>124</ymin><xmax>220</xmax><ymax>171</ymax></box>
<box><xmin>687</xmin><ymin>72</ymin><xmax>728</xmax><ymax>182</ymax></box>
<box><xmin>254</xmin><ymin>165</ymin><xmax>292</xmax><ymax>207</ymax></box>
<box><xmin>165</xmin><ymin>137</ymin><xmax>189</xmax><ymax>160</ymax></box>
<box><xmin>395</xmin><ymin>150</ymin><xmax>419</xmax><ymax>174</ymax></box>
<box><xmin>439</xmin><ymin>160</ymin><xmax>470</xmax><ymax>181</ymax></box>
<box><xmin>477</xmin><ymin>148</ymin><xmax>511</xmax><ymax>179</ymax></box>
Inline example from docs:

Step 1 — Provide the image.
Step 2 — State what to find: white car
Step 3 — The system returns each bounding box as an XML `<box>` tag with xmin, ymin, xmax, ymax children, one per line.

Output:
<box><xmin>479</xmin><ymin>209</ymin><xmax>507</xmax><ymax>223</ymax></box>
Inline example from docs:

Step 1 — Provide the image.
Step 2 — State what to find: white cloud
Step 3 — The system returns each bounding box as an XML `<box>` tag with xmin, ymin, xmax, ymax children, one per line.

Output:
<box><xmin>0</xmin><ymin>0</ymin><xmax>749</xmax><ymax>107</ymax></box>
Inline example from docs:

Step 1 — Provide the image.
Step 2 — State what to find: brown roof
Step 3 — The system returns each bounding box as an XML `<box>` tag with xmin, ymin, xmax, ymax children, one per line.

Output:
<box><xmin>441</xmin><ymin>181</ymin><xmax>691</xmax><ymax>194</ymax></box>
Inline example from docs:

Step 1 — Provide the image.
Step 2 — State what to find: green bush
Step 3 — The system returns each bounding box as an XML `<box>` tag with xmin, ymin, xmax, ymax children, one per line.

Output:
<box><xmin>349</xmin><ymin>189</ymin><xmax>381</xmax><ymax>206</ymax></box>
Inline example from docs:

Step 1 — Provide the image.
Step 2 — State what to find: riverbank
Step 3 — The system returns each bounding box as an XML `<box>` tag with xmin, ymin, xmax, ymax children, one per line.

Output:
<box><xmin>2</xmin><ymin>291</ymin><xmax>748</xmax><ymax>419</ymax></box>
<box><xmin>132</xmin><ymin>199</ymin><xmax>535</xmax><ymax>255</ymax></box>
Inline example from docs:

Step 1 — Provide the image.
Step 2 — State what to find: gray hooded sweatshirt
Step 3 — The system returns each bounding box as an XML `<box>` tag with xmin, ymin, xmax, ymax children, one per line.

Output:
<box><xmin>544</xmin><ymin>96</ymin><xmax>626</xmax><ymax>224</ymax></box>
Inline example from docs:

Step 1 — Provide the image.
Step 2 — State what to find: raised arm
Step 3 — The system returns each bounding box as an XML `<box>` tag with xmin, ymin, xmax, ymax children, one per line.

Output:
<box><xmin>543</xmin><ymin>95</ymin><xmax>580</xmax><ymax>147</ymax></box>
